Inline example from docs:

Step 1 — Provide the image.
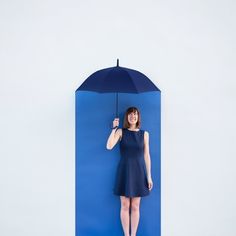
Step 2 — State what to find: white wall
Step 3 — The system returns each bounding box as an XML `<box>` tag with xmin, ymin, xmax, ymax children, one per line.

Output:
<box><xmin>0</xmin><ymin>0</ymin><xmax>235</xmax><ymax>235</ymax></box>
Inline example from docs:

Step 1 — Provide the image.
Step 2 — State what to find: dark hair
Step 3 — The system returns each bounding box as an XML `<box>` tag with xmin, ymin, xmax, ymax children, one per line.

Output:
<box><xmin>123</xmin><ymin>106</ymin><xmax>141</xmax><ymax>129</ymax></box>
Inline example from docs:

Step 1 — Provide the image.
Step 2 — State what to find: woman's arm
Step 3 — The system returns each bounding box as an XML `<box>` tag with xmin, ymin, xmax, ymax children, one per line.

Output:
<box><xmin>106</xmin><ymin>128</ymin><xmax>122</xmax><ymax>150</ymax></box>
<box><xmin>144</xmin><ymin>131</ymin><xmax>152</xmax><ymax>180</ymax></box>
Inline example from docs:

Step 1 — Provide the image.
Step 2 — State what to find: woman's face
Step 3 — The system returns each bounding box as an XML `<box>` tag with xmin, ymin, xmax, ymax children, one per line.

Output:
<box><xmin>127</xmin><ymin>111</ymin><xmax>138</xmax><ymax>126</ymax></box>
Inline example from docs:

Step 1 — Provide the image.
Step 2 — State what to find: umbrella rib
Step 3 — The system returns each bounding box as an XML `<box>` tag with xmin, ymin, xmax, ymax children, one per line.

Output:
<box><xmin>100</xmin><ymin>68</ymin><xmax>114</xmax><ymax>91</ymax></box>
<box><xmin>124</xmin><ymin>70</ymin><xmax>139</xmax><ymax>93</ymax></box>
<box><xmin>102</xmin><ymin>68</ymin><xmax>117</xmax><ymax>91</ymax></box>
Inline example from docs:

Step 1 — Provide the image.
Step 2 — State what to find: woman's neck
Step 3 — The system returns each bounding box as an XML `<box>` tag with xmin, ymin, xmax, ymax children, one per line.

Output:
<box><xmin>128</xmin><ymin>125</ymin><xmax>137</xmax><ymax>130</ymax></box>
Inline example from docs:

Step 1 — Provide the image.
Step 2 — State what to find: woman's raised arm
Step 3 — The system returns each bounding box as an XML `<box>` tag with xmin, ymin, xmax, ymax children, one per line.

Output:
<box><xmin>106</xmin><ymin>118</ymin><xmax>122</xmax><ymax>150</ymax></box>
<box><xmin>106</xmin><ymin>128</ymin><xmax>122</xmax><ymax>150</ymax></box>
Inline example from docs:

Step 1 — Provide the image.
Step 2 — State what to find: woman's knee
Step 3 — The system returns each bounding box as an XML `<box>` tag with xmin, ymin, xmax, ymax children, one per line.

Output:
<box><xmin>120</xmin><ymin>197</ymin><xmax>130</xmax><ymax>211</ymax></box>
<box><xmin>131</xmin><ymin>197</ymin><xmax>141</xmax><ymax>211</ymax></box>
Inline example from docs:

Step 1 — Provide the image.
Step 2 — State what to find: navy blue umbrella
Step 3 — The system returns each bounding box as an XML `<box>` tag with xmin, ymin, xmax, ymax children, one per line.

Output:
<box><xmin>76</xmin><ymin>59</ymin><xmax>160</xmax><ymax>118</ymax></box>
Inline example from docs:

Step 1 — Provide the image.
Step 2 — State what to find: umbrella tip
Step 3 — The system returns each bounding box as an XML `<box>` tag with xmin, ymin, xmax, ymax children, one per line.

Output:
<box><xmin>116</xmin><ymin>58</ymin><xmax>119</xmax><ymax>67</ymax></box>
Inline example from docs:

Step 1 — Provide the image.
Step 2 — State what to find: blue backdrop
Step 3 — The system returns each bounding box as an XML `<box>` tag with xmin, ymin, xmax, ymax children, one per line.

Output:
<box><xmin>75</xmin><ymin>91</ymin><xmax>161</xmax><ymax>236</ymax></box>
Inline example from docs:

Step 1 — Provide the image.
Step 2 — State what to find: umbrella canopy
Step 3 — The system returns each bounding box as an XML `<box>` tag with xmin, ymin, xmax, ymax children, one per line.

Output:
<box><xmin>76</xmin><ymin>59</ymin><xmax>160</xmax><ymax>93</ymax></box>
<box><xmin>76</xmin><ymin>59</ymin><xmax>161</xmax><ymax>117</ymax></box>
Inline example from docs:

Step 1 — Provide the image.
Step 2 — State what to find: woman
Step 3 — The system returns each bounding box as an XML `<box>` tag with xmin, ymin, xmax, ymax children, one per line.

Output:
<box><xmin>106</xmin><ymin>106</ymin><xmax>153</xmax><ymax>236</ymax></box>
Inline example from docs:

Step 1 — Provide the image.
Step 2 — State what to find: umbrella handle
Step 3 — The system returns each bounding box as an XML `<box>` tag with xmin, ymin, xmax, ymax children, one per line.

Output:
<box><xmin>109</xmin><ymin>122</ymin><xmax>118</xmax><ymax>129</ymax></box>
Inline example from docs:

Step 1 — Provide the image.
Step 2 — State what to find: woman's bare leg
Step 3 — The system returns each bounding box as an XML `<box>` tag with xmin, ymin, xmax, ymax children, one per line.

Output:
<box><xmin>120</xmin><ymin>196</ymin><xmax>130</xmax><ymax>236</ymax></box>
<box><xmin>130</xmin><ymin>197</ymin><xmax>141</xmax><ymax>236</ymax></box>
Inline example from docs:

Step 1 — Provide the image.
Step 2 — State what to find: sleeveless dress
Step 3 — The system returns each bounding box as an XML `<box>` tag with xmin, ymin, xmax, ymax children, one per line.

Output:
<box><xmin>113</xmin><ymin>128</ymin><xmax>150</xmax><ymax>197</ymax></box>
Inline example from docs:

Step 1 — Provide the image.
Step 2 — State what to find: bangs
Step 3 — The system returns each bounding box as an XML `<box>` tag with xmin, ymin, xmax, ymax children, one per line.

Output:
<box><xmin>127</xmin><ymin>107</ymin><xmax>138</xmax><ymax>114</ymax></box>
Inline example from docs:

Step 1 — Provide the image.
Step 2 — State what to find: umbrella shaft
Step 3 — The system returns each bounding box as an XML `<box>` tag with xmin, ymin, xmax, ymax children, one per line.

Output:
<box><xmin>116</xmin><ymin>93</ymin><xmax>118</xmax><ymax>118</ymax></box>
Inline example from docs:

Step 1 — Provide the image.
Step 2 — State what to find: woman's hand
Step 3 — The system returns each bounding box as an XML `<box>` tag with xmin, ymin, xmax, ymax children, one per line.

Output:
<box><xmin>113</xmin><ymin>117</ymin><xmax>119</xmax><ymax>128</ymax></box>
<box><xmin>147</xmin><ymin>177</ymin><xmax>153</xmax><ymax>191</ymax></box>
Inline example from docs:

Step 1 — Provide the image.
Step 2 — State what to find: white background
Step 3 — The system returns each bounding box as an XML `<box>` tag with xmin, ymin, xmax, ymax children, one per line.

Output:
<box><xmin>0</xmin><ymin>0</ymin><xmax>235</xmax><ymax>235</ymax></box>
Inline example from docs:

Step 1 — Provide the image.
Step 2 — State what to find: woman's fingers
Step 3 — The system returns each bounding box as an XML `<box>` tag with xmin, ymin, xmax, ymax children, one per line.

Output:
<box><xmin>113</xmin><ymin>118</ymin><xmax>119</xmax><ymax>126</ymax></box>
<box><xmin>148</xmin><ymin>181</ymin><xmax>153</xmax><ymax>190</ymax></box>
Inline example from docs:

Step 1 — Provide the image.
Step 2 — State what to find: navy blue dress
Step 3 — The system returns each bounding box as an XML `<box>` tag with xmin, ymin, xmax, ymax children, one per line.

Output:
<box><xmin>113</xmin><ymin>128</ymin><xmax>150</xmax><ymax>197</ymax></box>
